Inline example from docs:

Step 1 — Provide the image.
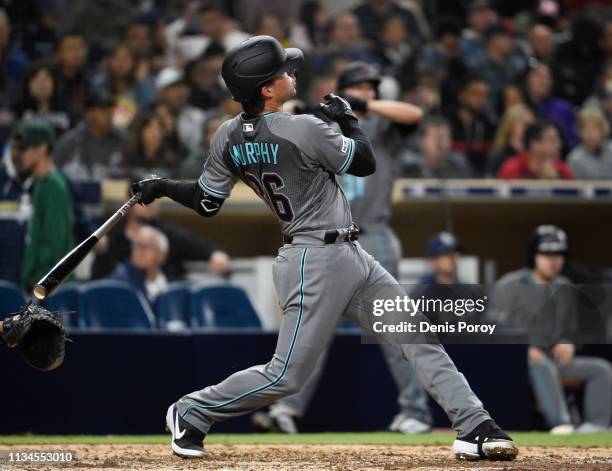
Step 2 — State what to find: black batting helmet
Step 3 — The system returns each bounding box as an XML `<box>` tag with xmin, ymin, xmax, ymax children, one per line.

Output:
<box><xmin>337</xmin><ymin>62</ymin><xmax>381</xmax><ymax>91</ymax></box>
<box><xmin>221</xmin><ymin>35</ymin><xmax>304</xmax><ymax>102</ymax></box>
<box><xmin>527</xmin><ymin>225</ymin><xmax>568</xmax><ymax>268</ymax></box>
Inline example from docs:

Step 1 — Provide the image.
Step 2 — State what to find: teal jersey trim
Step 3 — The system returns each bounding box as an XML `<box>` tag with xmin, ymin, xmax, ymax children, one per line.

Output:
<box><xmin>198</xmin><ymin>176</ymin><xmax>230</xmax><ymax>198</ymax></box>
<box><xmin>338</xmin><ymin>137</ymin><xmax>355</xmax><ymax>175</ymax></box>
<box><xmin>181</xmin><ymin>247</ymin><xmax>309</xmax><ymax>416</ymax></box>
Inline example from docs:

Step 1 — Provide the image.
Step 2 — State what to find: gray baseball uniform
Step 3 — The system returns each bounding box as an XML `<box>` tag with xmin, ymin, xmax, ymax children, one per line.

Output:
<box><xmin>176</xmin><ymin>111</ymin><xmax>491</xmax><ymax>436</ymax></box>
<box><xmin>277</xmin><ymin>114</ymin><xmax>431</xmax><ymax>424</ymax></box>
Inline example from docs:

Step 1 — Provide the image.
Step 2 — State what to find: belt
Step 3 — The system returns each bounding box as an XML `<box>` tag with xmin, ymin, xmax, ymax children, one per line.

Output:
<box><xmin>283</xmin><ymin>224</ymin><xmax>360</xmax><ymax>245</ymax></box>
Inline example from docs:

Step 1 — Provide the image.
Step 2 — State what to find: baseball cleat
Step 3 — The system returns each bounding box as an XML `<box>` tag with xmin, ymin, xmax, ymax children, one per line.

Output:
<box><xmin>165</xmin><ymin>404</ymin><xmax>206</xmax><ymax>458</ymax></box>
<box><xmin>269</xmin><ymin>404</ymin><xmax>299</xmax><ymax>434</ymax></box>
<box><xmin>453</xmin><ymin>419</ymin><xmax>518</xmax><ymax>461</ymax></box>
<box><xmin>253</xmin><ymin>407</ymin><xmax>299</xmax><ymax>434</ymax></box>
<box><xmin>389</xmin><ymin>414</ymin><xmax>432</xmax><ymax>435</ymax></box>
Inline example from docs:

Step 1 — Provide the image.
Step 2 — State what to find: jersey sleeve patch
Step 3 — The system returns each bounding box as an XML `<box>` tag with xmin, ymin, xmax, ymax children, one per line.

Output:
<box><xmin>337</xmin><ymin>137</ymin><xmax>356</xmax><ymax>175</ymax></box>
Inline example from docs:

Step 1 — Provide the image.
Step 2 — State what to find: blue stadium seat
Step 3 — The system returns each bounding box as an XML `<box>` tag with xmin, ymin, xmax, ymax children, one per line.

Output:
<box><xmin>155</xmin><ymin>282</ymin><xmax>191</xmax><ymax>331</ymax></box>
<box><xmin>0</xmin><ymin>280</ymin><xmax>26</xmax><ymax>314</ymax></box>
<box><xmin>79</xmin><ymin>280</ymin><xmax>155</xmax><ymax>329</ymax></box>
<box><xmin>44</xmin><ymin>284</ymin><xmax>80</xmax><ymax>328</ymax></box>
<box><xmin>191</xmin><ymin>283</ymin><xmax>262</xmax><ymax>328</ymax></box>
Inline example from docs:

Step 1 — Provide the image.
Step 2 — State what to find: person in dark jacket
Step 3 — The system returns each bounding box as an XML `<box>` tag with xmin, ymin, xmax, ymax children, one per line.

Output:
<box><xmin>93</xmin><ymin>199</ymin><xmax>230</xmax><ymax>280</ymax></box>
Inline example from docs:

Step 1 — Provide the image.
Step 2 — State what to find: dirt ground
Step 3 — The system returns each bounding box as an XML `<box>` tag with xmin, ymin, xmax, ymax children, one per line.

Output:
<box><xmin>1</xmin><ymin>444</ymin><xmax>611</xmax><ymax>471</ymax></box>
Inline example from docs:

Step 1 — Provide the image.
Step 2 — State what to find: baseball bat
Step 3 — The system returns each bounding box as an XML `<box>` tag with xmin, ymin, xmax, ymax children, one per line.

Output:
<box><xmin>32</xmin><ymin>193</ymin><xmax>142</xmax><ymax>301</ymax></box>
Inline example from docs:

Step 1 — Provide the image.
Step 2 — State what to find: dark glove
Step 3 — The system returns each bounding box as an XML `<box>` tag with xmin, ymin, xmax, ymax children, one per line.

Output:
<box><xmin>130</xmin><ymin>175</ymin><xmax>166</xmax><ymax>205</ymax></box>
<box><xmin>319</xmin><ymin>93</ymin><xmax>358</xmax><ymax>123</ymax></box>
<box><xmin>17</xmin><ymin>305</ymin><xmax>66</xmax><ymax>371</ymax></box>
<box><xmin>2</xmin><ymin>307</ymin><xmax>33</xmax><ymax>348</ymax></box>
<box><xmin>340</xmin><ymin>94</ymin><xmax>368</xmax><ymax>113</ymax></box>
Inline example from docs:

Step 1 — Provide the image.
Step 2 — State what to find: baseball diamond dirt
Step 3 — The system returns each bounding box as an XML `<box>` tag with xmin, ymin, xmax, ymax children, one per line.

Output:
<box><xmin>1</xmin><ymin>444</ymin><xmax>611</xmax><ymax>470</ymax></box>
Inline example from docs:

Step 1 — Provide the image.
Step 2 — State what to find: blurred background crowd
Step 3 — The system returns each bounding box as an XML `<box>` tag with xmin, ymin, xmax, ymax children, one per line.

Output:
<box><xmin>2</xmin><ymin>0</ymin><xmax>612</xmax><ymax>435</ymax></box>
<box><xmin>1</xmin><ymin>0</ymin><xmax>612</xmax><ymax>181</ymax></box>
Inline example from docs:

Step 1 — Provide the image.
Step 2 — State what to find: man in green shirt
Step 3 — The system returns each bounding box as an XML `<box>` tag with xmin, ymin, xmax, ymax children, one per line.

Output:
<box><xmin>14</xmin><ymin>120</ymin><xmax>75</xmax><ymax>292</ymax></box>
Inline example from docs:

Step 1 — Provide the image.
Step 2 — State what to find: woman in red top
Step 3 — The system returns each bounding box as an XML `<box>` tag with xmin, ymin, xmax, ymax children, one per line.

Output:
<box><xmin>497</xmin><ymin>119</ymin><xmax>575</xmax><ymax>179</ymax></box>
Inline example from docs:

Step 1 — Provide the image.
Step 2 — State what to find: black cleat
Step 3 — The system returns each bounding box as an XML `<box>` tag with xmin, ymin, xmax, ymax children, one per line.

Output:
<box><xmin>165</xmin><ymin>404</ymin><xmax>206</xmax><ymax>458</ymax></box>
<box><xmin>453</xmin><ymin>419</ymin><xmax>518</xmax><ymax>461</ymax></box>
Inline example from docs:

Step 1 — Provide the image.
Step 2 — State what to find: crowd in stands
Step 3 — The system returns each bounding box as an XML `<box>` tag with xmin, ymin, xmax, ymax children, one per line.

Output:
<box><xmin>0</xmin><ymin>0</ymin><xmax>611</xmax><ymax>184</ymax></box>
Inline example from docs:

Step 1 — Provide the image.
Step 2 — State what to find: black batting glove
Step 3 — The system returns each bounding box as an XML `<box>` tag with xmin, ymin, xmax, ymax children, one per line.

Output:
<box><xmin>340</xmin><ymin>94</ymin><xmax>368</xmax><ymax>113</ymax></box>
<box><xmin>2</xmin><ymin>306</ymin><xmax>33</xmax><ymax>348</ymax></box>
<box><xmin>319</xmin><ymin>93</ymin><xmax>358</xmax><ymax>124</ymax></box>
<box><xmin>130</xmin><ymin>175</ymin><xmax>165</xmax><ymax>205</ymax></box>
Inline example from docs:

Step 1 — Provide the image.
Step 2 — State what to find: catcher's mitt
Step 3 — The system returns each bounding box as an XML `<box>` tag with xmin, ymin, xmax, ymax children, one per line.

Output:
<box><xmin>2</xmin><ymin>304</ymin><xmax>67</xmax><ymax>371</ymax></box>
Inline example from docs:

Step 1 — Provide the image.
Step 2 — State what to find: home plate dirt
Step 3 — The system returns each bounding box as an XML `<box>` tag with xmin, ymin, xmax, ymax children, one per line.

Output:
<box><xmin>1</xmin><ymin>444</ymin><xmax>611</xmax><ymax>470</ymax></box>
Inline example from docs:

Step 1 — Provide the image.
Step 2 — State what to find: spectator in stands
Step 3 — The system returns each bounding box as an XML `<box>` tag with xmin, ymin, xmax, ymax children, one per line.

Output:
<box><xmin>567</xmin><ymin>107</ymin><xmax>612</xmax><ymax>179</ymax></box>
<box><xmin>352</xmin><ymin>0</ymin><xmax>426</xmax><ymax>49</ymax></box>
<box><xmin>14</xmin><ymin>61</ymin><xmax>72</xmax><ymax>136</ymax></box>
<box><xmin>419</xmin><ymin>17</ymin><xmax>469</xmax><ymax>116</ymax></box>
<box><xmin>470</xmin><ymin>20</ymin><xmax>527</xmax><ymax>117</ymax></box>
<box><xmin>0</xmin><ymin>9</ymin><xmax>25</xmax><ymax>144</ymax></box>
<box><xmin>51</xmin><ymin>31</ymin><xmax>87</xmax><ymax>117</ymax></box>
<box><xmin>123</xmin><ymin>109</ymin><xmax>186</xmax><ymax>175</ymax></box>
<box><xmin>526</xmin><ymin>23</ymin><xmax>555</xmax><ymax>63</ymax></box>
<box><xmin>376</xmin><ymin>14</ymin><xmax>418</xmax><ymax>85</ymax></box>
<box><xmin>523</xmin><ymin>61</ymin><xmax>578</xmax><ymax>148</ymax></box>
<box><xmin>54</xmin><ymin>92</ymin><xmax>124</xmax><ymax>181</ymax></box>
<box><xmin>551</xmin><ymin>14</ymin><xmax>604</xmax><ymax>107</ymax></box>
<box><xmin>488</xmin><ymin>225</ymin><xmax>612</xmax><ymax>434</ymax></box>
<box><xmin>401</xmin><ymin>114</ymin><xmax>473</xmax><ymax>178</ymax></box>
<box><xmin>108</xmin><ymin>225</ymin><xmax>169</xmax><ymax>305</ymax></box>
<box><xmin>497</xmin><ymin>119</ymin><xmax>574</xmax><ymax>179</ymax></box>
<box><xmin>0</xmin><ymin>141</ymin><xmax>29</xmax><ymax>284</ymax></box>
<box><xmin>93</xmin><ymin>198</ymin><xmax>230</xmax><ymax>281</ymax></box>
<box><xmin>155</xmin><ymin>67</ymin><xmax>206</xmax><ymax>155</ymax></box>
<box><xmin>297</xmin><ymin>0</ymin><xmax>328</xmax><ymax>50</ymax></box>
<box><xmin>460</xmin><ymin>0</ymin><xmax>498</xmax><ymax>65</ymax></box>
<box><xmin>93</xmin><ymin>44</ymin><xmax>156</xmax><ymax>130</ymax></box>
<box><xmin>199</xmin><ymin>4</ymin><xmax>250</xmax><ymax>53</ymax></box>
<box><xmin>13</xmin><ymin>120</ymin><xmax>74</xmax><ymax>291</ymax></box>
<box><xmin>124</xmin><ymin>20</ymin><xmax>156</xmax><ymax>72</ymax></box>
<box><xmin>310</xmin><ymin>13</ymin><xmax>380</xmax><ymax>75</ymax></box>
<box><xmin>447</xmin><ymin>75</ymin><xmax>495</xmax><ymax>175</ymax></box>
<box><xmin>186</xmin><ymin>42</ymin><xmax>226</xmax><ymax>111</ymax></box>
<box><xmin>0</xmin><ymin>8</ymin><xmax>29</xmax><ymax>96</ymax></box>
<box><xmin>254</xmin><ymin>13</ymin><xmax>288</xmax><ymax>45</ymax></box>
<box><xmin>488</xmin><ymin>104</ymin><xmax>535</xmax><ymax>176</ymax></box>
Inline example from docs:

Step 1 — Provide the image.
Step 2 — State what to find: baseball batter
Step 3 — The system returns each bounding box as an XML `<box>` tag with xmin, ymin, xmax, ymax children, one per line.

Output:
<box><xmin>261</xmin><ymin>62</ymin><xmax>433</xmax><ymax>435</ymax></box>
<box><xmin>132</xmin><ymin>35</ymin><xmax>518</xmax><ymax>461</ymax></box>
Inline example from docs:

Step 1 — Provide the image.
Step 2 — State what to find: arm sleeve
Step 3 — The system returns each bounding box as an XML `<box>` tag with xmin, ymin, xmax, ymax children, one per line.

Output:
<box><xmin>159</xmin><ymin>179</ymin><xmax>225</xmax><ymax>218</ymax></box>
<box><xmin>338</xmin><ymin>119</ymin><xmax>376</xmax><ymax>177</ymax></box>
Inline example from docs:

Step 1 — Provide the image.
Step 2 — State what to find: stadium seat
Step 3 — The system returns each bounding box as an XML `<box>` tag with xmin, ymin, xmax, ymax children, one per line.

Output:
<box><xmin>0</xmin><ymin>280</ymin><xmax>26</xmax><ymax>314</ymax></box>
<box><xmin>79</xmin><ymin>280</ymin><xmax>156</xmax><ymax>329</ymax></box>
<box><xmin>44</xmin><ymin>284</ymin><xmax>80</xmax><ymax>328</ymax></box>
<box><xmin>155</xmin><ymin>282</ymin><xmax>191</xmax><ymax>331</ymax></box>
<box><xmin>191</xmin><ymin>283</ymin><xmax>262</xmax><ymax>328</ymax></box>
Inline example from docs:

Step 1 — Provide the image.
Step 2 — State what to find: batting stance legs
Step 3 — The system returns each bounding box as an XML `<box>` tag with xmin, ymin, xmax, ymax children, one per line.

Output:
<box><xmin>176</xmin><ymin>238</ymin><xmax>490</xmax><ymax>438</ymax></box>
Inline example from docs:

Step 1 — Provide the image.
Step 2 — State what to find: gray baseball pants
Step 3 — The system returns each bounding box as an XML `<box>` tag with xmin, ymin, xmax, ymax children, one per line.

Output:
<box><xmin>177</xmin><ymin>232</ymin><xmax>490</xmax><ymax>436</ymax></box>
<box><xmin>277</xmin><ymin>226</ymin><xmax>432</xmax><ymax>424</ymax></box>
<box><xmin>530</xmin><ymin>354</ymin><xmax>612</xmax><ymax>427</ymax></box>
